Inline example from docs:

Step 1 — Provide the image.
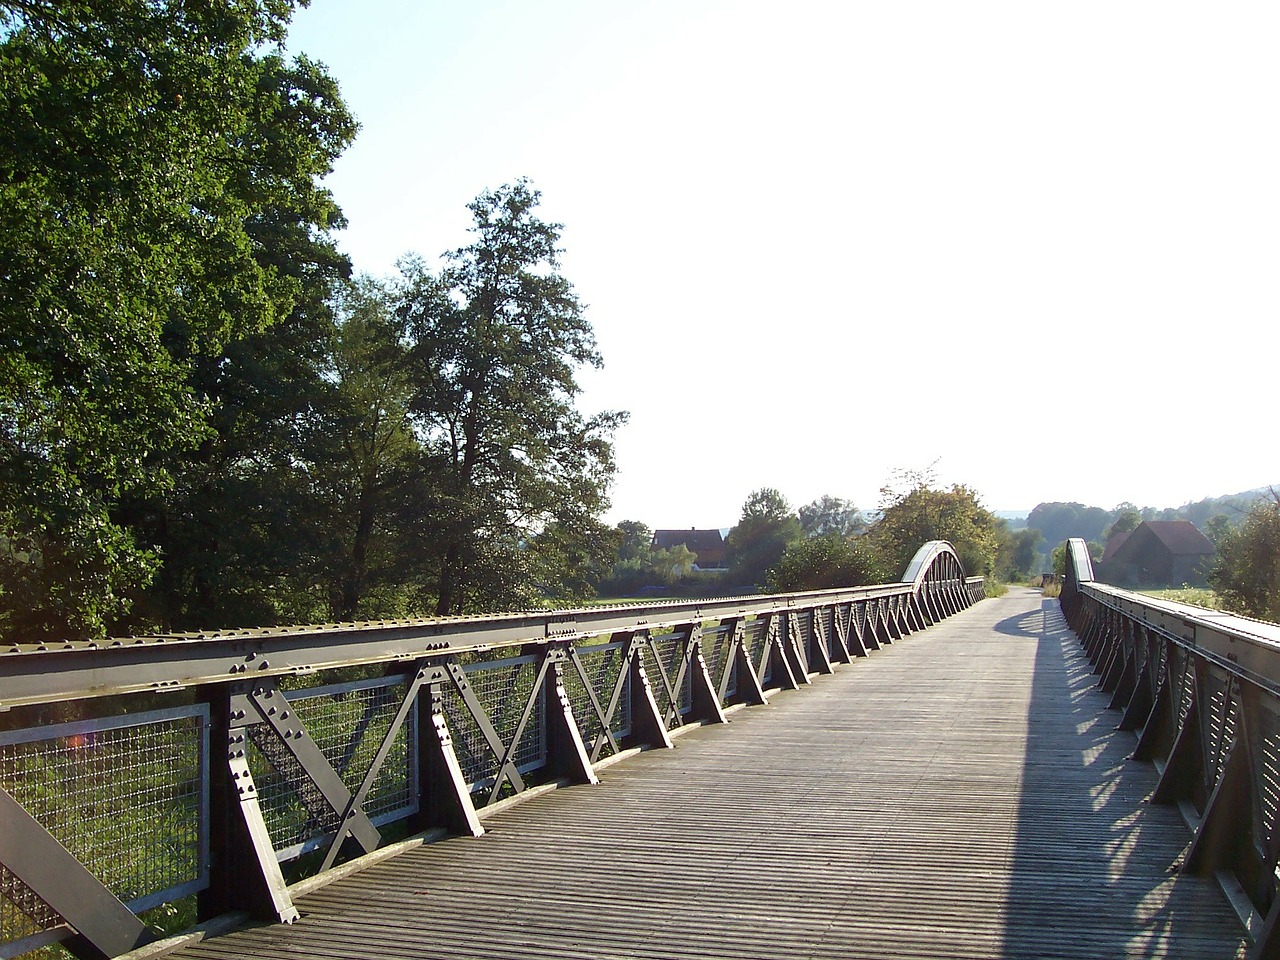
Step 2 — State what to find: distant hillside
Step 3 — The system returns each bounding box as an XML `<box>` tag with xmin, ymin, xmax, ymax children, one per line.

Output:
<box><xmin>1027</xmin><ymin>486</ymin><xmax>1275</xmax><ymax>553</ymax></box>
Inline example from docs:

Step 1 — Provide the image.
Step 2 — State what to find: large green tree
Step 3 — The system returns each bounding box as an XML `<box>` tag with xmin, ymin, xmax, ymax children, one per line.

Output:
<box><xmin>0</xmin><ymin>1</ymin><xmax>355</xmax><ymax>638</ymax></box>
<box><xmin>872</xmin><ymin>479</ymin><xmax>1001</xmax><ymax>577</ymax></box>
<box><xmin>396</xmin><ymin>181</ymin><xmax>625</xmax><ymax>615</ymax></box>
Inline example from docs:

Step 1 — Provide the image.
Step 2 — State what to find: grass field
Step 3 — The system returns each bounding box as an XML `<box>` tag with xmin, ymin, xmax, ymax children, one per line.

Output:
<box><xmin>1139</xmin><ymin>587</ymin><xmax>1225</xmax><ymax>611</ymax></box>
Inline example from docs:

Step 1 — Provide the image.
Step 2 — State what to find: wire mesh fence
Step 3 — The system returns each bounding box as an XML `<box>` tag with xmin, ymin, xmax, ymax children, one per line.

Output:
<box><xmin>701</xmin><ymin>626</ymin><xmax>737</xmax><ymax>699</ymax></box>
<box><xmin>0</xmin><ymin>705</ymin><xmax>208</xmax><ymax>946</ymax></box>
<box><xmin>642</xmin><ymin>633</ymin><xmax>691</xmax><ymax>730</ymax></box>
<box><xmin>441</xmin><ymin>655</ymin><xmax>547</xmax><ymax>796</ymax></box>
<box><xmin>246</xmin><ymin>676</ymin><xmax>419</xmax><ymax>861</ymax></box>
<box><xmin>563</xmin><ymin>642</ymin><xmax>632</xmax><ymax>757</ymax></box>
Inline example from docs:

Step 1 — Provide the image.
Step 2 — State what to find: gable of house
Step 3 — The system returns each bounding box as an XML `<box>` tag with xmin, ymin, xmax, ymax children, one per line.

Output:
<box><xmin>1103</xmin><ymin>520</ymin><xmax>1214</xmax><ymax>587</ymax></box>
<box><xmin>651</xmin><ymin>528</ymin><xmax>727</xmax><ymax>568</ymax></box>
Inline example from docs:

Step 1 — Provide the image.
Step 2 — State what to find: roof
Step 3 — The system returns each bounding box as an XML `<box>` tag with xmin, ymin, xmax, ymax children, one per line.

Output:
<box><xmin>1139</xmin><ymin>520</ymin><xmax>1215</xmax><ymax>556</ymax></box>
<box><xmin>651</xmin><ymin>529</ymin><xmax>725</xmax><ymax>552</ymax></box>
<box><xmin>1101</xmin><ymin>529</ymin><xmax>1132</xmax><ymax>563</ymax></box>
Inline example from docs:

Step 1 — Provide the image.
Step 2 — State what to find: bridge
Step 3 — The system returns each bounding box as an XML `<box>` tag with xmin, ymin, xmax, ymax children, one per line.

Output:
<box><xmin>0</xmin><ymin>541</ymin><xmax>1275</xmax><ymax>959</ymax></box>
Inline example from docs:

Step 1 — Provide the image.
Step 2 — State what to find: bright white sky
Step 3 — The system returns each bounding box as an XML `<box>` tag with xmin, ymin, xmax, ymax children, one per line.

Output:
<box><xmin>287</xmin><ymin>1</ymin><xmax>1278</xmax><ymax>529</ymax></box>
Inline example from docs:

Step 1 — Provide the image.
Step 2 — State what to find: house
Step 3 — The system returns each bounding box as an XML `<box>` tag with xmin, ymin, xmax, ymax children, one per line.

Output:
<box><xmin>1098</xmin><ymin>529</ymin><xmax>1132</xmax><ymax>569</ymax></box>
<box><xmin>1098</xmin><ymin>520</ymin><xmax>1215</xmax><ymax>587</ymax></box>
<box><xmin>650</xmin><ymin>528</ymin><xmax>727</xmax><ymax>570</ymax></box>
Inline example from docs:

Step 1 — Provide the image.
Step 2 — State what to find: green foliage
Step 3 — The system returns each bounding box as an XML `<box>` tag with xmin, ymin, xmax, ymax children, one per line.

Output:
<box><xmin>594</xmin><ymin>521</ymin><xmax>701</xmax><ymax>595</ymax></box>
<box><xmin>1141</xmin><ymin>587</ymin><xmax>1224</xmax><ymax>611</ymax></box>
<box><xmin>615</xmin><ymin>521</ymin><xmax>653</xmax><ymax>562</ymax></box>
<box><xmin>994</xmin><ymin>525</ymin><xmax>1042</xmax><ymax>581</ymax></box>
<box><xmin>1026</xmin><ymin>502</ymin><xmax>1114</xmax><ymax>555</ymax></box>
<box><xmin>725</xmin><ymin>488</ymin><xmax>802</xmax><ymax>588</ymax></box>
<box><xmin>0</xmin><ymin>0</ymin><xmax>356</xmax><ymax>639</ymax></box>
<box><xmin>1050</xmin><ymin>543</ymin><xmax>1067</xmax><ymax>576</ymax></box>
<box><xmin>769</xmin><ymin>534</ymin><xmax>890</xmax><ymax>592</ymax></box>
<box><xmin>1209</xmin><ymin>492</ymin><xmax>1280</xmax><ymax>623</ymax></box>
<box><xmin>1205</xmin><ymin>514</ymin><xmax>1232</xmax><ymax>545</ymax></box>
<box><xmin>871</xmin><ymin>478</ymin><xmax>1001</xmax><ymax>578</ymax></box>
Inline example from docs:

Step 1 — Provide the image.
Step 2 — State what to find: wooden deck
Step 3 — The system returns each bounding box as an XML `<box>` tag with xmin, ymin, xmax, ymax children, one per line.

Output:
<box><xmin>168</xmin><ymin>589</ymin><xmax>1248</xmax><ymax>959</ymax></box>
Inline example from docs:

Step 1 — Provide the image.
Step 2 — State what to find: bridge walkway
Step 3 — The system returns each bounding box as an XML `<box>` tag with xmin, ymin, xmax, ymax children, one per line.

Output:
<box><xmin>168</xmin><ymin>589</ymin><xmax>1248</xmax><ymax>959</ymax></box>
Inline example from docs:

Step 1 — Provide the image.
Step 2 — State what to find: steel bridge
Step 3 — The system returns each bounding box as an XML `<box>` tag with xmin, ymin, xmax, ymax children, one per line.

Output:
<box><xmin>0</xmin><ymin>541</ymin><xmax>1275</xmax><ymax>959</ymax></box>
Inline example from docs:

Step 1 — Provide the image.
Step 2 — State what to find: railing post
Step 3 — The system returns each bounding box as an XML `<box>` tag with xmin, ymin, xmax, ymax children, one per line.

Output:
<box><xmin>628</xmin><ymin>635</ymin><xmax>674</xmax><ymax>749</ymax></box>
<box><xmin>827</xmin><ymin>606</ymin><xmax>853</xmax><ymax>665</ymax></box>
<box><xmin>200</xmin><ymin>683</ymin><xmax>298</xmax><ymax>925</ymax></box>
<box><xmin>803</xmin><ymin>611</ymin><xmax>834</xmax><ymax>670</ymax></box>
<box><xmin>729</xmin><ymin>620</ymin><xmax>769</xmax><ymax>705</ymax></box>
<box><xmin>543</xmin><ymin>646</ymin><xmax>600</xmax><ymax>785</ymax></box>
<box><xmin>417</xmin><ymin>679</ymin><xmax>484</xmax><ymax>838</ymax></box>
<box><xmin>687</xmin><ymin>626</ymin><xmax>728</xmax><ymax>724</ymax></box>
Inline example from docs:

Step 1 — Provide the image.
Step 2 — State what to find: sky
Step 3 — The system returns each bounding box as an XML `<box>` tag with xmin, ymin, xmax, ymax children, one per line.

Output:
<box><xmin>285</xmin><ymin>1</ymin><xmax>1278</xmax><ymax>528</ymax></box>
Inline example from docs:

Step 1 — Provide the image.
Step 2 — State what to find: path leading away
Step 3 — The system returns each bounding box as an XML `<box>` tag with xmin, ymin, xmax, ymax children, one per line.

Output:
<box><xmin>171</xmin><ymin>588</ymin><xmax>1248</xmax><ymax>959</ymax></box>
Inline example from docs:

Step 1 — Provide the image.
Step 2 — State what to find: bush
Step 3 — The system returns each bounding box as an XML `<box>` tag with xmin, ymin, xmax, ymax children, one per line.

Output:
<box><xmin>769</xmin><ymin>534</ymin><xmax>891</xmax><ymax>592</ymax></box>
<box><xmin>1209</xmin><ymin>492</ymin><xmax>1280</xmax><ymax>622</ymax></box>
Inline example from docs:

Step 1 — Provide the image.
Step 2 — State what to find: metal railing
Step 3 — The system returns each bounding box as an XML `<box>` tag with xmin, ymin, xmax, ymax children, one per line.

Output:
<box><xmin>1060</xmin><ymin>538</ymin><xmax>1280</xmax><ymax>959</ymax></box>
<box><xmin>0</xmin><ymin>541</ymin><xmax>983</xmax><ymax>960</ymax></box>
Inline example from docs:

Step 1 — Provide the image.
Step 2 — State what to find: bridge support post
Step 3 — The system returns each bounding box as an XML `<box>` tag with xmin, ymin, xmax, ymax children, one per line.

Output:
<box><xmin>688</xmin><ymin>627</ymin><xmax>728</xmax><ymax>725</ymax></box>
<box><xmin>201</xmin><ymin>685</ymin><xmax>299</xmax><ymax>926</ymax></box>
<box><xmin>418</xmin><ymin>681</ymin><xmax>484</xmax><ymax>839</ymax></box>
<box><xmin>858</xmin><ymin>601</ymin><xmax>880</xmax><ymax>652</ymax></box>
<box><xmin>628</xmin><ymin>635</ymin><xmax>674</xmax><ymax>750</ymax></box>
<box><xmin>828</xmin><ymin>607</ymin><xmax>854</xmax><ymax>665</ymax></box>
<box><xmin>729</xmin><ymin>620</ymin><xmax>769</xmax><ymax>705</ymax></box>
<box><xmin>1118</xmin><ymin>652</ymin><xmax>1155</xmax><ymax>731</ymax></box>
<box><xmin>1132</xmin><ymin>655</ymin><xmax>1177</xmax><ymax>763</ymax></box>
<box><xmin>1253</xmin><ymin>897</ymin><xmax>1280</xmax><ymax>960</ymax></box>
<box><xmin>800</xmin><ymin>610</ymin><xmax>834</xmax><ymax>676</ymax></box>
<box><xmin>1151</xmin><ymin>669</ymin><xmax>1206</xmax><ymax>807</ymax></box>
<box><xmin>849</xmin><ymin>609</ymin><xmax>870</xmax><ymax>660</ymax></box>
<box><xmin>769</xmin><ymin>615</ymin><xmax>803</xmax><ymax>688</ymax></box>
<box><xmin>1183</xmin><ymin>706</ymin><xmax>1254</xmax><ymax>879</ymax></box>
<box><xmin>543</xmin><ymin>648</ymin><xmax>600</xmax><ymax>785</ymax></box>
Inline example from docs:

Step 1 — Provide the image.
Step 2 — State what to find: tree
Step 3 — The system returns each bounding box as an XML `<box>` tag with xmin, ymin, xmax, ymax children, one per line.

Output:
<box><xmin>798</xmin><ymin>496</ymin><xmax>866</xmax><ymax>537</ymax></box>
<box><xmin>301</xmin><ymin>277</ymin><xmax>422</xmax><ymax>620</ymax></box>
<box><xmin>0</xmin><ymin>1</ymin><xmax>356</xmax><ymax>639</ymax></box>
<box><xmin>1026</xmin><ymin>502</ymin><xmax>1114</xmax><ymax>553</ymax></box>
<box><xmin>770</xmin><ymin>534</ymin><xmax>890</xmax><ymax>592</ymax></box>
<box><xmin>1104</xmin><ymin>509</ymin><xmax>1142</xmax><ymax>544</ymax></box>
<box><xmin>995</xmin><ymin>526</ymin><xmax>1043</xmax><ymax>581</ymax></box>
<box><xmin>1209</xmin><ymin>492</ymin><xmax>1280</xmax><ymax>622</ymax></box>
<box><xmin>396</xmin><ymin>180</ymin><xmax>626</xmax><ymax>615</ymax></box>
<box><xmin>615</xmin><ymin>521</ymin><xmax>653</xmax><ymax>562</ymax></box>
<box><xmin>871</xmin><ymin>480</ymin><xmax>1001</xmax><ymax>578</ymax></box>
<box><xmin>725</xmin><ymin>488</ymin><xmax>802</xmax><ymax>588</ymax></box>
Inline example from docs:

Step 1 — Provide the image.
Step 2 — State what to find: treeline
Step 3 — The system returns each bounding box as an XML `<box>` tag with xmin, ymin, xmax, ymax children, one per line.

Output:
<box><xmin>596</xmin><ymin>474</ymin><xmax>1042</xmax><ymax>600</ymax></box>
<box><xmin>0</xmin><ymin>3</ymin><xmax>621</xmax><ymax>640</ymax></box>
<box><xmin>1026</xmin><ymin>487</ymin><xmax>1268</xmax><ymax>563</ymax></box>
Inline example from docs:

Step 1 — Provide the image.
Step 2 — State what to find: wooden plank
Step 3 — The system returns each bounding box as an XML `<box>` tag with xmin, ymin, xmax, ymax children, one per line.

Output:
<box><xmin>170</xmin><ymin>589</ymin><xmax>1248</xmax><ymax>960</ymax></box>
